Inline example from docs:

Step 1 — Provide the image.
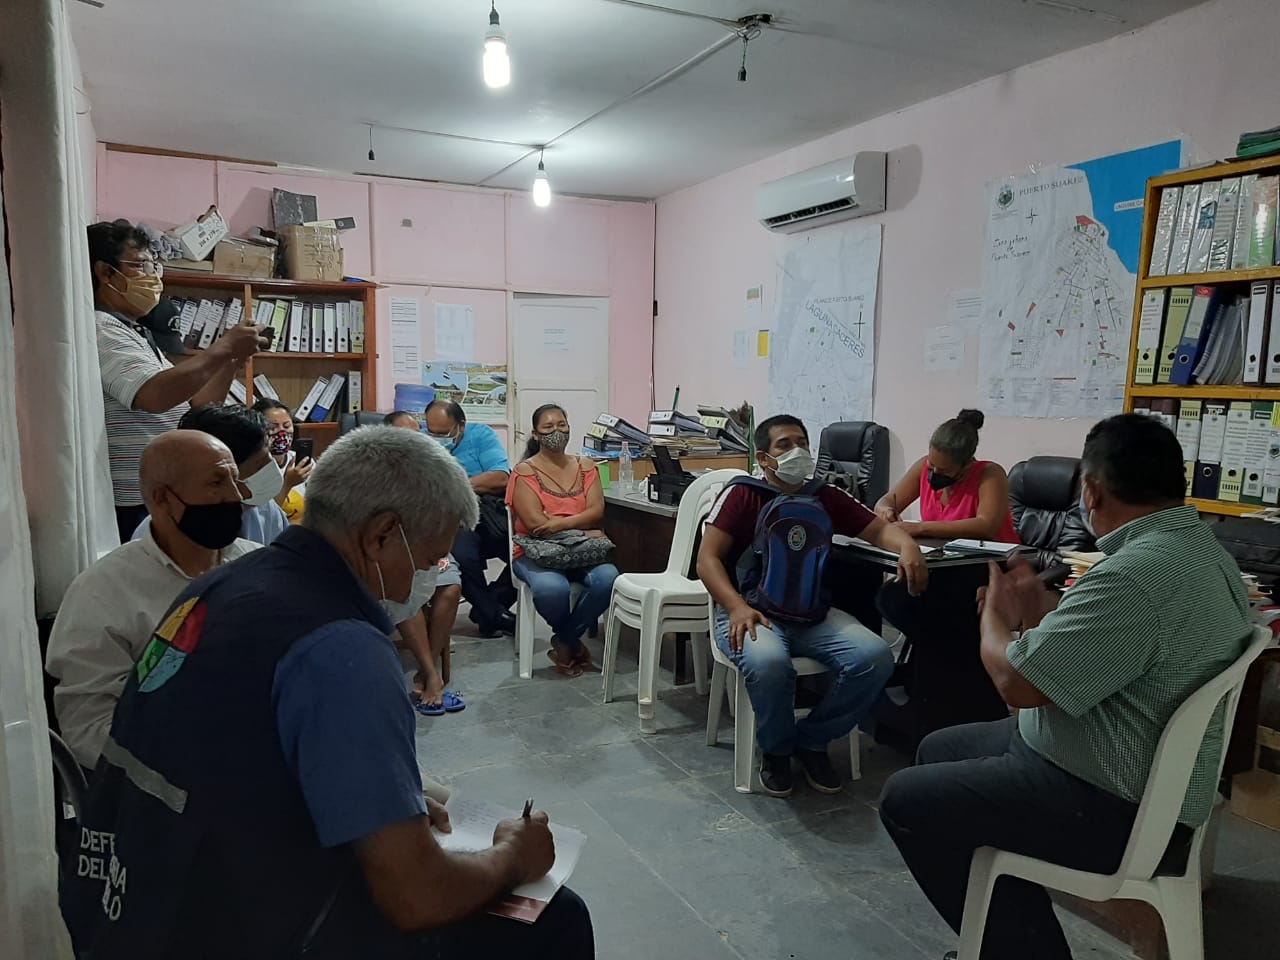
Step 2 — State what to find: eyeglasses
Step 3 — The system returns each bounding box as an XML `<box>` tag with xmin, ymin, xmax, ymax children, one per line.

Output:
<box><xmin>118</xmin><ymin>259</ymin><xmax>164</xmax><ymax>277</ymax></box>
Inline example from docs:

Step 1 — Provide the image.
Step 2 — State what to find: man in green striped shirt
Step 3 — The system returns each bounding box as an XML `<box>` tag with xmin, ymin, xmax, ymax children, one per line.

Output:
<box><xmin>879</xmin><ymin>414</ymin><xmax>1252</xmax><ymax>960</ymax></box>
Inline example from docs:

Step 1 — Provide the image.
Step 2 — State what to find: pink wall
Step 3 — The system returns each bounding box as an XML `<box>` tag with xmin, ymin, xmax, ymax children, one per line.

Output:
<box><xmin>654</xmin><ymin>0</ymin><xmax>1280</xmax><ymax>482</ymax></box>
<box><xmin>95</xmin><ymin>153</ymin><xmax>655</xmax><ymax>430</ymax></box>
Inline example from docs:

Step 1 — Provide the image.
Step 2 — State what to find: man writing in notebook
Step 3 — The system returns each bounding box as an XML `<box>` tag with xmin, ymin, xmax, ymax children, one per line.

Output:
<box><xmin>697</xmin><ymin>414</ymin><xmax>928</xmax><ymax>796</ymax></box>
<box><xmin>879</xmin><ymin>414</ymin><xmax>1253</xmax><ymax>960</ymax></box>
<box><xmin>64</xmin><ymin>427</ymin><xmax>593</xmax><ymax>959</ymax></box>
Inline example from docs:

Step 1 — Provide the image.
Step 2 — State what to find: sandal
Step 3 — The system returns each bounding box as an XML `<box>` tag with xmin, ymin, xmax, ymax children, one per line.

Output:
<box><xmin>546</xmin><ymin>646</ymin><xmax>584</xmax><ymax>679</ymax></box>
<box><xmin>414</xmin><ymin>695</ymin><xmax>447</xmax><ymax>717</ymax></box>
<box><xmin>571</xmin><ymin>644</ymin><xmax>593</xmax><ymax>670</ymax></box>
<box><xmin>441</xmin><ymin>690</ymin><xmax>466</xmax><ymax>713</ymax></box>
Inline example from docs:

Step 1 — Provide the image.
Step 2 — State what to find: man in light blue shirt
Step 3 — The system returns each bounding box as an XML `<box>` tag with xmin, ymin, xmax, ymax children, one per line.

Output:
<box><xmin>134</xmin><ymin>405</ymin><xmax>289</xmax><ymax>546</ymax></box>
<box><xmin>418</xmin><ymin>400</ymin><xmax>517</xmax><ymax>636</ymax></box>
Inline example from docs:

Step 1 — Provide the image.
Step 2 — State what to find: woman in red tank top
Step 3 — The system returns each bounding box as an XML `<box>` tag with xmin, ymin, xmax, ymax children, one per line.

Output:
<box><xmin>873</xmin><ymin>409</ymin><xmax>1018</xmax><ymax>543</ymax></box>
<box><xmin>872</xmin><ymin>409</ymin><xmax>1018</xmax><ymax>746</ymax></box>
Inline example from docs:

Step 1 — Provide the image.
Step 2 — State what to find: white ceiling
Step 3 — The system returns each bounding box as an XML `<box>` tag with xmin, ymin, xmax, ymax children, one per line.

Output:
<box><xmin>71</xmin><ymin>0</ymin><xmax>1205</xmax><ymax>200</ymax></box>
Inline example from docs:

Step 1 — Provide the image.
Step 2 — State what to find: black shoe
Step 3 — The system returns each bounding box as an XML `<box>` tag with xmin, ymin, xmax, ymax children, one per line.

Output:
<box><xmin>797</xmin><ymin>748</ymin><xmax>842</xmax><ymax>794</ymax></box>
<box><xmin>759</xmin><ymin>753</ymin><xmax>793</xmax><ymax>797</ymax></box>
<box><xmin>942</xmin><ymin>952</ymin><xmax>957</xmax><ymax>960</ymax></box>
<box><xmin>477</xmin><ymin>611</ymin><xmax>517</xmax><ymax>638</ymax></box>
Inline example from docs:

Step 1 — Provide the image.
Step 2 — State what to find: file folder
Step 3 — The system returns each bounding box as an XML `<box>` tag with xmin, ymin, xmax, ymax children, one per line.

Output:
<box><xmin>1134</xmin><ymin>290</ymin><xmax>1166</xmax><ymax>384</ymax></box>
<box><xmin>1175</xmin><ymin>400</ymin><xmax>1202</xmax><ymax>496</ymax></box>
<box><xmin>1156</xmin><ymin>287</ymin><xmax>1195</xmax><ymax>383</ymax></box>
<box><xmin>1243</xmin><ymin>401</ymin><xmax>1275</xmax><ymax>504</ymax></box>
<box><xmin>1217</xmin><ymin>401</ymin><xmax>1252</xmax><ymax>502</ymax></box>
<box><xmin>1193</xmin><ymin>401</ymin><xmax>1228</xmax><ymax>499</ymax></box>
<box><xmin>1245</xmin><ymin>281</ymin><xmax>1272</xmax><ymax>384</ymax></box>
<box><xmin>1170</xmin><ymin>286</ymin><xmax>1222</xmax><ymax>385</ymax></box>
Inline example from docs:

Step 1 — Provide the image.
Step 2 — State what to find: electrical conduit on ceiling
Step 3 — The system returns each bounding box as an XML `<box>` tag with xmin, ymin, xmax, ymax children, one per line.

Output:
<box><xmin>474</xmin><ymin>30</ymin><xmax>740</xmax><ymax>189</ymax></box>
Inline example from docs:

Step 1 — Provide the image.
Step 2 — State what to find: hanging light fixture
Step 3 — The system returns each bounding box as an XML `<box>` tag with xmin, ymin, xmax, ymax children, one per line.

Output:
<box><xmin>367</xmin><ymin>124</ymin><xmax>376</xmax><ymax>162</ymax></box>
<box><xmin>532</xmin><ymin>149</ymin><xmax>551</xmax><ymax>208</ymax></box>
<box><xmin>483</xmin><ymin>2</ymin><xmax>510</xmax><ymax>89</ymax></box>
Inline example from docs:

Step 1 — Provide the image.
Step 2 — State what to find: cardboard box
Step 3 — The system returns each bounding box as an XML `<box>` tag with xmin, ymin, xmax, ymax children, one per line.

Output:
<box><xmin>1232</xmin><ymin>724</ymin><xmax>1280</xmax><ymax>830</ymax></box>
<box><xmin>212</xmin><ymin>238</ymin><xmax>276</xmax><ymax>279</ymax></box>
<box><xmin>170</xmin><ymin>205</ymin><xmax>229</xmax><ymax>261</ymax></box>
<box><xmin>279</xmin><ymin>225</ymin><xmax>344</xmax><ymax>282</ymax></box>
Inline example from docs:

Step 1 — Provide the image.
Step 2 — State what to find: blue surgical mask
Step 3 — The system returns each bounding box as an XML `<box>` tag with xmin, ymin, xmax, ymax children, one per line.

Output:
<box><xmin>434</xmin><ymin>435</ymin><xmax>456</xmax><ymax>453</ymax></box>
<box><xmin>376</xmin><ymin>525</ymin><xmax>441</xmax><ymax>624</ymax></box>
<box><xmin>1078</xmin><ymin>495</ymin><xmax>1095</xmax><ymax>537</ymax></box>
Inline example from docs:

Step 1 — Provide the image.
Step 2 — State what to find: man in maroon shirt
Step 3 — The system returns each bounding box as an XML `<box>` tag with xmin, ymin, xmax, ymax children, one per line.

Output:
<box><xmin>697</xmin><ymin>414</ymin><xmax>928</xmax><ymax>796</ymax></box>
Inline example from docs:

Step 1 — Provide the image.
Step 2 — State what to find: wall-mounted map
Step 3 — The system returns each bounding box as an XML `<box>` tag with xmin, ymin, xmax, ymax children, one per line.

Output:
<box><xmin>768</xmin><ymin>224</ymin><xmax>881</xmax><ymax>432</ymax></box>
<box><xmin>979</xmin><ymin>141</ymin><xmax>1182</xmax><ymax>419</ymax></box>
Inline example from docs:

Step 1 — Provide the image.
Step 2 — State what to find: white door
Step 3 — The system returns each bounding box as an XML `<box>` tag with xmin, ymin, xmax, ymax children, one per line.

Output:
<box><xmin>511</xmin><ymin>296</ymin><xmax>610</xmax><ymax>458</ymax></box>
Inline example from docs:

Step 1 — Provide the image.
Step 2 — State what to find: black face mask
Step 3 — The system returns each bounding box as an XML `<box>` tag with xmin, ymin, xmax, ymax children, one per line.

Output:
<box><xmin>174</xmin><ymin>496</ymin><xmax>243</xmax><ymax>550</ymax></box>
<box><xmin>927</xmin><ymin>467</ymin><xmax>961</xmax><ymax>491</ymax></box>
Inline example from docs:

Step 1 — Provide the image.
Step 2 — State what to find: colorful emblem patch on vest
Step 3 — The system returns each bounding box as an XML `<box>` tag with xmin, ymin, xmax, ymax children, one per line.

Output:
<box><xmin>137</xmin><ymin>597</ymin><xmax>206</xmax><ymax>692</ymax></box>
<box><xmin>787</xmin><ymin>524</ymin><xmax>807</xmax><ymax>551</ymax></box>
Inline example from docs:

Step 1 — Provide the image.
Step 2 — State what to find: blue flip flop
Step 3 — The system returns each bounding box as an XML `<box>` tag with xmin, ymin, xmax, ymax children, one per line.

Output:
<box><xmin>442</xmin><ymin>690</ymin><xmax>466</xmax><ymax>713</ymax></box>
<box><xmin>413</xmin><ymin>695</ymin><xmax>447</xmax><ymax>717</ymax></box>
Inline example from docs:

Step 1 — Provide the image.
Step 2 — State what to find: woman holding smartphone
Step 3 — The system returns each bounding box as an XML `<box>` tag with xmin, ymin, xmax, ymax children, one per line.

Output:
<box><xmin>252</xmin><ymin>398</ymin><xmax>312</xmax><ymax>523</ymax></box>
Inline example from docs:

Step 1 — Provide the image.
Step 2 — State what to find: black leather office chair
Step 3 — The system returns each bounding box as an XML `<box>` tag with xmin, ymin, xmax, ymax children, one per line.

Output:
<box><xmin>337</xmin><ymin>410</ymin><xmax>387</xmax><ymax>435</ymax></box>
<box><xmin>1008</xmin><ymin>455</ymin><xmax>1096</xmax><ymax>566</ymax></box>
<box><xmin>816</xmin><ymin>421</ymin><xmax>890</xmax><ymax>505</ymax></box>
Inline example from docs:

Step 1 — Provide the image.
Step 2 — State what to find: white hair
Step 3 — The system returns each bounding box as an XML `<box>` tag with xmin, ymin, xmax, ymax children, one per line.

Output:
<box><xmin>303</xmin><ymin>426</ymin><xmax>479</xmax><ymax>541</ymax></box>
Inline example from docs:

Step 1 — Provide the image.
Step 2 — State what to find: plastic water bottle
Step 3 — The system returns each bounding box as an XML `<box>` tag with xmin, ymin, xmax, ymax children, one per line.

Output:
<box><xmin>619</xmin><ymin>441</ymin><xmax>634</xmax><ymax>493</ymax></box>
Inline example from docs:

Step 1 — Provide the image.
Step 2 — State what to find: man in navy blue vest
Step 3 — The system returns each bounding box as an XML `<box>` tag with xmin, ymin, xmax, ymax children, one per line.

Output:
<box><xmin>64</xmin><ymin>426</ymin><xmax>594</xmax><ymax>959</ymax></box>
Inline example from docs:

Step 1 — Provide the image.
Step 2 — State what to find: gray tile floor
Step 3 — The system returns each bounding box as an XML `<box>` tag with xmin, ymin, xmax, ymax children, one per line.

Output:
<box><xmin>413</xmin><ymin>625</ymin><xmax>1280</xmax><ymax>960</ymax></box>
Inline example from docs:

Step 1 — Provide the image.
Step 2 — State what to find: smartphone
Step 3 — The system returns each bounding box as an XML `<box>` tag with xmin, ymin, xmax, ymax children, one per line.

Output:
<box><xmin>261</xmin><ymin>327</ymin><xmax>277</xmax><ymax>348</ymax></box>
<box><xmin>1037</xmin><ymin>562</ymin><xmax>1072</xmax><ymax>588</ymax></box>
<box><xmin>293</xmin><ymin>437</ymin><xmax>314</xmax><ymax>461</ymax></box>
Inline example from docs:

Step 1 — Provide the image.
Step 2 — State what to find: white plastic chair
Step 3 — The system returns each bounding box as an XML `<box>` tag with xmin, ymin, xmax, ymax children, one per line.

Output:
<box><xmin>956</xmin><ymin>624</ymin><xmax>1273</xmax><ymax>960</ymax></box>
<box><xmin>600</xmin><ymin>468</ymin><xmax>746</xmax><ymax>733</ymax></box>
<box><xmin>704</xmin><ymin>595</ymin><xmax>862</xmax><ymax>792</ymax></box>
<box><xmin>511</xmin><ymin>511</ymin><xmax>584</xmax><ymax>679</ymax></box>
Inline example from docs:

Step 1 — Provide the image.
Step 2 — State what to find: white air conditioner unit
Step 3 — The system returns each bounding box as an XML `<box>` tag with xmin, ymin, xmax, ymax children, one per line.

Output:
<box><xmin>755</xmin><ymin>153</ymin><xmax>887</xmax><ymax>234</ymax></box>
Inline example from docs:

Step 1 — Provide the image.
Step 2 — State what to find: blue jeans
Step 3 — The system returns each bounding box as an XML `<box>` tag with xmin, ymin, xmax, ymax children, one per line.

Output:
<box><xmin>512</xmin><ymin>556</ymin><xmax>619</xmax><ymax>648</ymax></box>
<box><xmin>713</xmin><ymin>605</ymin><xmax>893</xmax><ymax>755</ymax></box>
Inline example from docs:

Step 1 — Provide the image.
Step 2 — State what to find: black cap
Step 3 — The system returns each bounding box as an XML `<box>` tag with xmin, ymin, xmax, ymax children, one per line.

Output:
<box><xmin>140</xmin><ymin>297</ymin><xmax>186</xmax><ymax>357</ymax></box>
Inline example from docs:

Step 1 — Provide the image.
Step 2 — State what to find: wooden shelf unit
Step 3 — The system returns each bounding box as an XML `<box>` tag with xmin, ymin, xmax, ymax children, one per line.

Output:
<box><xmin>1122</xmin><ymin>154</ymin><xmax>1280</xmax><ymax>517</ymax></box>
<box><xmin>162</xmin><ymin>273</ymin><xmax>379</xmax><ymax>456</ymax></box>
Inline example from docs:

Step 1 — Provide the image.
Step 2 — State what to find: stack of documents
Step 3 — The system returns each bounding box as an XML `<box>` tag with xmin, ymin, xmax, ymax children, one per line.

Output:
<box><xmin>1237</xmin><ymin>125</ymin><xmax>1280</xmax><ymax>160</ymax></box>
<box><xmin>832</xmin><ymin>535</ymin><xmax>941</xmax><ymax>560</ymax></box>
<box><xmin>942</xmin><ymin>539</ymin><xmax>1025</xmax><ymax>558</ymax></box>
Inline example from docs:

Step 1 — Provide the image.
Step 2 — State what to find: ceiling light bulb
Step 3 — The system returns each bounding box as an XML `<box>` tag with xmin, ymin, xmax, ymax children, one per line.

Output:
<box><xmin>483</xmin><ymin>5</ymin><xmax>510</xmax><ymax>89</ymax></box>
<box><xmin>532</xmin><ymin>160</ymin><xmax>551</xmax><ymax>208</ymax></box>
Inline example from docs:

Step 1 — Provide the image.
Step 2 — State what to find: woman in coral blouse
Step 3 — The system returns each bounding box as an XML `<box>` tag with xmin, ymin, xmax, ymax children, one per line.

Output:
<box><xmin>507</xmin><ymin>403</ymin><xmax>619</xmax><ymax>678</ymax></box>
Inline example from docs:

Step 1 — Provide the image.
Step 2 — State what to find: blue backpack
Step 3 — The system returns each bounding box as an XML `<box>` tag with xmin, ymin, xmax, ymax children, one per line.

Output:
<box><xmin>729</xmin><ymin>476</ymin><xmax>833</xmax><ymax>625</ymax></box>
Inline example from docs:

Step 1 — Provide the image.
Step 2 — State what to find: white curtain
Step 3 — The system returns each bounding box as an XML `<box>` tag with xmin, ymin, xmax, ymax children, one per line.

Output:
<box><xmin>0</xmin><ymin>143</ymin><xmax>75</xmax><ymax>960</ymax></box>
<box><xmin>0</xmin><ymin>0</ymin><xmax>113</xmax><ymax>955</ymax></box>
<box><xmin>5</xmin><ymin>0</ymin><xmax>117</xmax><ymax>617</ymax></box>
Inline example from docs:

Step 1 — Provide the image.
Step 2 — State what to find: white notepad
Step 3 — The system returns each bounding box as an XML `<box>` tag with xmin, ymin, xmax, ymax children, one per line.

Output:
<box><xmin>433</xmin><ymin>795</ymin><xmax>586</xmax><ymax>903</ymax></box>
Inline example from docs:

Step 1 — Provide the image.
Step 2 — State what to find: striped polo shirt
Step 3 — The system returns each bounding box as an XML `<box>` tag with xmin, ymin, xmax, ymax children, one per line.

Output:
<box><xmin>1008</xmin><ymin>504</ymin><xmax>1250</xmax><ymax>826</ymax></box>
<box><xmin>96</xmin><ymin>311</ymin><xmax>189</xmax><ymax>507</ymax></box>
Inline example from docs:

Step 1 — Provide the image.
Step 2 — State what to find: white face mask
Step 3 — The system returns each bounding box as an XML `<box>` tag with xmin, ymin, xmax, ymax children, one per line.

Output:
<box><xmin>769</xmin><ymin>447</ymin><xmax>815</xmax><ymax>485</ymax></box>
<box><xmin>376</xmin><ymin>525</ymin><xmax>441</xmax><ymax>624</ymax></box>
<box><xmin>241</xmin><ymin>456</ymin><xmax>285</xmax><ymax>506</ymax></box>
